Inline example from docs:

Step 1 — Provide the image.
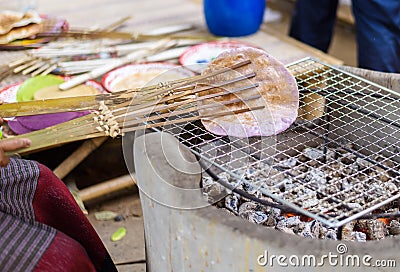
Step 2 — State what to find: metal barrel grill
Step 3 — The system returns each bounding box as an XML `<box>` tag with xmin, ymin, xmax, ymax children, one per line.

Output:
<box><xmin>133</xmin><ymin>58</ymin><xmax>400</xmax><ymax>271</ymax></box>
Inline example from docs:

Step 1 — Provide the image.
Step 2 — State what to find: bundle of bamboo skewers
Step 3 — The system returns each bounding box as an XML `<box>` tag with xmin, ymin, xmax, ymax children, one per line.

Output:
<box><xmin>1</xmin><ymin>59</ymin><xmax>264</xmax><ymax>155</ymax></box>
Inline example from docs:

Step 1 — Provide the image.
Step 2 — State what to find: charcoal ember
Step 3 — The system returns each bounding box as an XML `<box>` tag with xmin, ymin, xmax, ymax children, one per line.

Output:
<box><xmin>301</xmin><ymin>198</ymin><xmax>319</xmax><ymax>209</ymax></box>
<box><xmin>355</xmin><ymin>220</ymin><xmax>387</xmax><ymax>240</ymax></box>
<box><xmin>342</xmin><ymin>162</ymin><xmax>358</xmax><ymax>175</ymax></box>
<box><xmin>300</xmin><ymin>220</ymin><xmax>322</xmax><ymax>239</ymax></box>
<box><xmin>273</xmin><ymin>178</ymin><xmax>292</xmax><ymax>191</ymax></box>
<box><xmin>264</xmin><ymin>215</ymin><xmax>277</xmax><ymax>227</ymax></box>
<box><xmin>243</xmin><ymin>168</ymin><xmax>257</xmax><ymax>180</ymax></box>
<box><xmin>383</xmin><ymin>181</ymin><xmax>397</xmax><ymax>192</ymax></box>
<box><xmin>324</xmin><ymin>182</ymin><xmax>341</xmax><ymax>195</ymax></box>
<box><xmin>325</xmin><ymin>149</ymin><xmax>336</xmax><ymax>161</ymax></box>
<box><xmin>347</xmin><ymin>202</ymin><xmax>363</xmax><ymax>210</ymax></box>
<box><xmin>340</xmin><ymin>153</ymin><xmax>357</xmax><ymax>165</ymax></box>
<box><xmin>278</xmin><ymin>157</ymin><xmax>297</xmax><ymax>168</ymax></box>
<box><xmin>225</xmin><ymin>194</ymin><xmax>240</xmax><ymax>214</ymax></box>
<box><xmin>340</xmin><ymin>179</ymin><xmax>352</xmax><ymax>190</ymax></box>
<box><xmin>373</xmin><ymin>167</ymin><xmax>391</xmax><ymax>182</ymax></box>
<box><xmin>296</xmin><ymin>164</ymin><xmax>309</xmax><ymax>173</ymax></box>
<box><xmin>351</xmin><ymin>231</ymin><xmax>367</xmax><ymax>242</ymax></box>
<box><xmin>250</xmin><ymin>211</ymin><xmax>268</xmax><ymax>224</ymax></box>
<box><xmin>218</xmin><ymin>172</ymin><xmax>231</xmax><ymax>184</ymax></box>
<box><xmin>298</xmin><ymin>155</ymin><xmax>308</xmax><ymax>163</ymax></box>
<box><xmin>356</xmin><ymin>157</ymin><xmax>374</xmax><ymax>169</ymax></box>
<box><xmin>303</xmin><ymin>147</ymin><xmax>324</xmax><ymax>160</ymax></box>
<box><xmin>266</xmin><ymin>168</ymin><xmax>286</xmax><ymax>184</ymax></box>
<box><xmin>202</xmin><ymin>176</ymin><xmax>226</xmax><ymax>202</ymax></box>
<box><xmin>341</xmin><ymin>221</ymin><xmax>355</xmax><ymax>241</ymax></box>
<box><xmin>388</xmin><ymin>220</ymin><xmax>400</xmax><ymax>236</ymax></box>
<box><xmin>308</xmin><ymin>160</ymin><xmax>321</xmax><ymax>168</ymax></box>
<box><xmin>325</xmin><ymin>163</ymin><xmax>342</xmax><ymax>178</ymax></box>
<box><xmin>323</xmin><ymin>229</ymin><xmax>338</xmax><ymax>240</ymax></box>
<box><xmin>276</xmin><ymin>216</ymin><xmax>303</xmax><ymax>229</ymax></box>
<box><xmin>238</xmin><ymin>202</ymin><xmax>258</xmax><ymax>221</ymax></box>
<box><xmin>305</xmin><ymin>169</ymin><xmax>327</xmax><ymax>185</ymax></box>
<box><xmin>271</xmin><ymin>208</ymin><xmax>282</xmax><ymax>218</ymax></box>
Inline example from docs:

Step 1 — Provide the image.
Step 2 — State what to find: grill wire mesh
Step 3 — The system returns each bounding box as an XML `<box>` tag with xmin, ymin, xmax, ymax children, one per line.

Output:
<box><xmin>151</xmin><ymin>57</ymin><xmax>400</xmax><ymax>228</ymax></box>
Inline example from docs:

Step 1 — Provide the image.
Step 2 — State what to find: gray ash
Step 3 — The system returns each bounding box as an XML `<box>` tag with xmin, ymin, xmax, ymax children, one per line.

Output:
<box><xmin>201</xmin><ymin>145</ymin><xmax>400</xmax><ymax>242</ymax></box>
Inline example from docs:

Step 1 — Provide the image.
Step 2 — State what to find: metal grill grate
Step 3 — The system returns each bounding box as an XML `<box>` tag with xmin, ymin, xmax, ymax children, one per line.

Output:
<box><xmin>152</xmin><ymin>57</ymin><xmax>400</xmax><ymax>228</ymax></box>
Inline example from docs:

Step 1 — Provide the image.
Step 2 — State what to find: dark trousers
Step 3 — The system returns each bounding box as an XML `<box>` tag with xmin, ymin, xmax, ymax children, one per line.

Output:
<box><xmin>289</xmin><ymin>0</ymin><xmax>400</xmax><ymax>73</ymax></box>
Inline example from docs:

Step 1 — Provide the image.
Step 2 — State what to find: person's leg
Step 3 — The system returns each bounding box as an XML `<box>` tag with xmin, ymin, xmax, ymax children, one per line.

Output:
<box><xmin>352</xmin><ymin>0</ymin><xmax>400</xmax><ymax>72</ymax></box>
<box><xmin>33</xmin><ymin>162</ymin><xmax>117</xmax><ymax>272</ymax></box>
<box><xmin>289</xmin><ymin>0</ymin><xmax>339</xmax><ymax>52</ymax></box>
<box><xmin>0</xmin><ymin>158</ymin><xmax>116</xmax><ymax>272</ymax></box>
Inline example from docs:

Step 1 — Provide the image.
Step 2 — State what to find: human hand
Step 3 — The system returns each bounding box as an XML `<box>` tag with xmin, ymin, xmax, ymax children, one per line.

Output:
<box><xmin>0</xmin><ymin>100</ymin><xmax>3</xmax><ymax>125</ymax></box>
<box><xmin>0</xmin><ymin>138</ymin><xmax>31</xmax><ymax>167</ymax></box>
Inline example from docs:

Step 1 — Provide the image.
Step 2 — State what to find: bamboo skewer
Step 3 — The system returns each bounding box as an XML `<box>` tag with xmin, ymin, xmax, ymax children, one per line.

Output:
<box><xmin>0</xmin><ymin>59</ymin><xmax>252</xmax><ymax>118</ymax></box>
<box><xmin>2</xmin><ymin>58</ymin><xmax>265</xmax><ymax>155</ymax></box>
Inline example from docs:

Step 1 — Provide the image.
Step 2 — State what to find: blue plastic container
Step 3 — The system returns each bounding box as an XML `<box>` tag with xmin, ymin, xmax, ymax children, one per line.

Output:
<box><xmin>204</xmin><ymin>0</ymin><xmax>266</xmax><ymax>37</ymax></box>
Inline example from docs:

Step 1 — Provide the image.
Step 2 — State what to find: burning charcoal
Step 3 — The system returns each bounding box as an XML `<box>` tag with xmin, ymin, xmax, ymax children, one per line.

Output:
<box><xmin>250</xmin><ymin>211</ymin><xmax>268</xmax><ymax>225</ymax></box>
<box><xmin>325</xmin><ymin>163</ymin><xmax>342</xmax><ymax>178</ymax></box>
<box><xmin>303</xmin><ymin>147</ymin><xmax>324</xmax><ymax>160</ymax></box>
<box><xmin>264</xmin><ymin>215</ymin><xmax>277</xmax><ymax>227</ymax></box>
<box><xmin>323</xmin><ymin>229</ymin><xmax>338</xmax><ymax>240</ymax></box>
<box><xmin>305</xmin><ymin>169</ymin><xmax>327</xmax><ymax>185</ymax></box>
<box><xmin>202</xmin><ymin>176</ymin><xmax>226</xmax><ymax>203</ymax></box>
<box><xmin>298</xmin><ymin>155</ymin><xmax>308</xmax><ymax>162</ymax></box>
<box><xmin>225</xmin><ymin>194</ymin><xmax>240</xmax><ymax>214</ymax></box>
<box><xmin>374</xmin><ymin>167</ymin><xmax>391</xmax><ymax>182</ymax></box>
<box><xmin>355</xmin><ymin>220</ymin><xmax>387</xmax><ymax>240</ymax></box>
<box><xmin>347</xmin><ymin>203</ymin><xmax>362</xmax><ymax>210</ymax></box>
<box><xmin>243</xmin><ymin>168</ymin><xmax>257</xmax><ymax>180</ymax></box>
<box><xmin>302</xmin><ymin>198</ymin><xmax>320</xmax><ymax>209</ymax></box>
<box><xmin>351</xmin><ymin>231</ymin><xmax>367</xmax><ymax>242</ymax></box>
<box><xmin>325</xmin><ymin>149</ymin><xmax>336</xmax><ymax>161</ymax></box>
<box><xmin>241</xmin><ymin>182</ymin><xmax>258</xmax><ymax>194</ymax></box>
<box><xmin>273</xmin><ymin>178</ymin><xmax>292</xmax><ymax>191</ymax></box>
<box><xmin>271</xmin><ymin>208</ymin><xmax>282</xmax><ymax>218</ymax></box>
<box><xmin>278</xmin><ymin>157</ymin><xmax>297</xmax><ymax>168</ymax></box>
<box><xmin>238</xmin><ymin>202</ymin><xmax>258</xmax><ymax>221</ymax></box>
<box><xmin>218</xmin><ymin>172</ymin><xmax>231</xmax><ymax>184</ymax></box>
<box><xmin>300</xmin><ymin>220</ymin><xmax>322</xmax><ymax>239</ymax></box>
<box><xmin>340</xmin><ymin>153</ymin><xmax>357</xmax><ymax>165</ymax></box>
<box><xmin>341</xmin><ymin>221</ymin><xmax>355</xmax><ymax>241</ymax></box>
<box><xmin>276</xmin><ymin>216</ymin><xmax>303</xmax><ymax>228</ymax></box>
<box><xmin>388</xmin><ymin>220</ymin><xmax>400</xmax><ymax>236</ymax></box>
<box><xmin>383</xmin><ymin>181</ymin><xmax>397</xmax><ymax>192</ymax></box>
<box><xmin>342</xmin><ymin>162</ymin><xmax>358</xmax><ymax>175</ymax></box>
<box><xmin>356</xmin><ymin>157</ymin><xmax>374</xmax><ymax>169</ymax></box>
<box><xmin>341</xmin><ymin>179</ymin><xmax>352</xmax><ymax>190</ymax></box>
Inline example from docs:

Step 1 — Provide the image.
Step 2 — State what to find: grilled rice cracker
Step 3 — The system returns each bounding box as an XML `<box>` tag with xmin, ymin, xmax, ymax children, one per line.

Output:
<box><xmin>198</xmin><ymin>47</ymin><xmax>299</xmax><ymax>138</ymax></box>
<box><xmin>0</xmin><ymin>11</ymin><xmax>42</xmax><ymax>35</ymax></box>
<box><xmin>0</xmin><ymin>22</ymin><xmax>43</xmax><ymax>44</ymax></box>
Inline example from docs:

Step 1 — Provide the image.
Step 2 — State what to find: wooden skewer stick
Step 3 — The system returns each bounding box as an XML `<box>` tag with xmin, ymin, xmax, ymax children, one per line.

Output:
<box><xmin>123</xmin><ymin>105</ymin><xmax>265</xmax><ymax>133</ymax></box>
<box><xmin>122</xmin><ymin>94</ymin><xmax>262</xmax><ymax>127</ymax></box>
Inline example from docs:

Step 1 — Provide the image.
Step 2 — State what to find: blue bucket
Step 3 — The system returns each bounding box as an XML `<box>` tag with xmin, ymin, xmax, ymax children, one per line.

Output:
<box><xmin>204</xmin><ymin>0</ymin><xmax>266</xmax><ymax>37</ymax></box>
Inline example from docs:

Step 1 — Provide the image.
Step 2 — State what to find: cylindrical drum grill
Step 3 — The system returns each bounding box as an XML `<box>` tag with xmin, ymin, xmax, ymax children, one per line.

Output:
<box><xmin>133</xmin><ymin>58</ymin><xmax>400</xmax><ymax>271</ymax></box>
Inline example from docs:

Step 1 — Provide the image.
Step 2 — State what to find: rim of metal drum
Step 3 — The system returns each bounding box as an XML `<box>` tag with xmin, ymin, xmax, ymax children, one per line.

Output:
<box><xmin>149</xmin><ymin>57</ymin><xmax>400</xmax><ymax>228</ymax></box>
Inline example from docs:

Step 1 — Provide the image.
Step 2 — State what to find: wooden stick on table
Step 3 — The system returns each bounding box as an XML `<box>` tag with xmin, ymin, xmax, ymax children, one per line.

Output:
<box><xmin>53</xmin><ymin>137</ymin><xmax>108</xmax><ymax>179</ymax></box>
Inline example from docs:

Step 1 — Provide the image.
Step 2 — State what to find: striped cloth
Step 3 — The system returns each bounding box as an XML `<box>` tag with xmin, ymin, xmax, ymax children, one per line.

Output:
<box><xmin>0</xmin><ymin>158</ymin><xmax>117</xmax><ymax>272</ymax></box>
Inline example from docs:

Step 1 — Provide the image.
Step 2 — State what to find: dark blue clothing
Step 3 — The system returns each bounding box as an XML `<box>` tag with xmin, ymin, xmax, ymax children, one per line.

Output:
<box><xmin>289</xmin><ymin>0</ymin><xmax>400</xmax><ymax>73</ymax></box>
